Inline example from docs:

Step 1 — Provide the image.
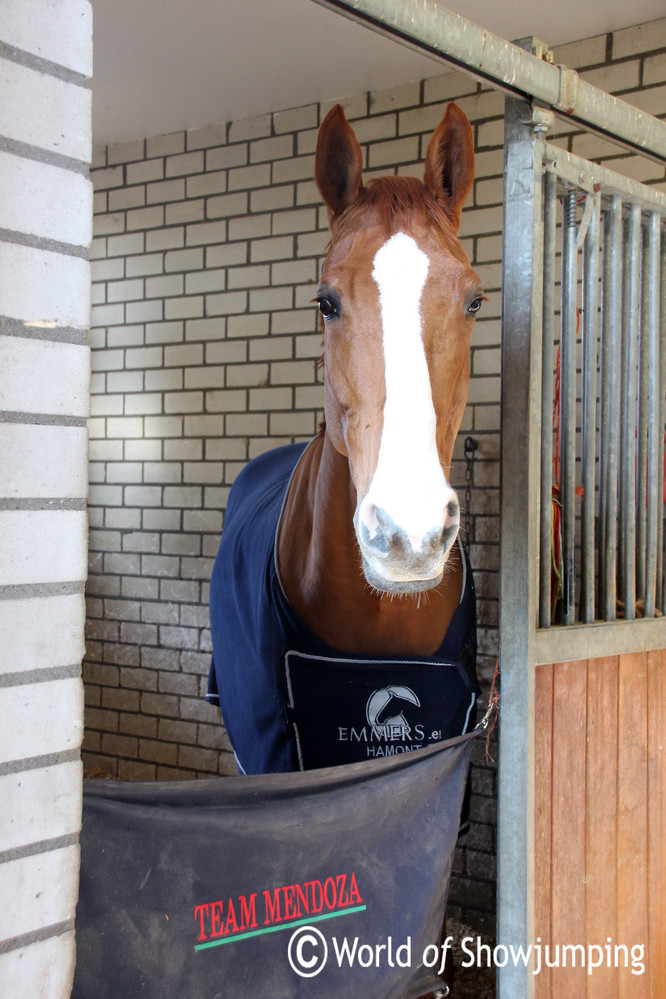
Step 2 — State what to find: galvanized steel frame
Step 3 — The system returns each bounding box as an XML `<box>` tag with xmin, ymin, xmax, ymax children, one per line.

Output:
<box><xmin>311</xmin><ymin>0</ymin><xmax>666</xmax><ymax>162</ymax></box>
<box><xmin>501</xmin><ymin>102</ymin><xmax>666</xmax><ymax>997</ymax></box>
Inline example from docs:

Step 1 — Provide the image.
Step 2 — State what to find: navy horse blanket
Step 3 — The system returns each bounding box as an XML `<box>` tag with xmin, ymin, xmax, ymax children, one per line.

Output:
<box><xmin>207</xmin><ymin>441</ymin><xmax>479</xmax><ymax>776</ymax></box>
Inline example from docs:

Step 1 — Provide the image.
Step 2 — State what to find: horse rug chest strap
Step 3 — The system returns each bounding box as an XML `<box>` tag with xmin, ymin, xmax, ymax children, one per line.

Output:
<box><xmin>284</xmin><ymin>650</ymin><xmax>477</xmax><ymax>771</ymax></box>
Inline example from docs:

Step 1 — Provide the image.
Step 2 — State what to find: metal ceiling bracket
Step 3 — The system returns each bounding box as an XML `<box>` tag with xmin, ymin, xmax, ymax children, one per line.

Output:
<box><xmin>522</xmin><ymin>106</ymin><xmax>555</xmax><ymax>136</ymax></box>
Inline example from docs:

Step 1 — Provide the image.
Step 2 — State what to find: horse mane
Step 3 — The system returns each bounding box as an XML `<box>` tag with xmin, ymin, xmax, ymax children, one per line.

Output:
<box><xmin>332</xmin><ymin>175</ymin><xmax>458</xmax><ymax>241</ymax></box>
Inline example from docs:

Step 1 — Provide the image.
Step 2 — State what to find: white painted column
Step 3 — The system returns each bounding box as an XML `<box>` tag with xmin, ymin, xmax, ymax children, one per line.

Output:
<box><xmin>0</xmin><ymin>2</ymin><xmax>92</xmax><ymax>996</ymax></box>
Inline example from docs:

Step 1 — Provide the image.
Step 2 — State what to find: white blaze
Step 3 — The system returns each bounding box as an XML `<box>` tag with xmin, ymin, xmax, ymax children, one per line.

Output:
<box><xmin>361</xmin><ymin>231</ymin><xmax>455</xmax><ymax>551</ymax></box>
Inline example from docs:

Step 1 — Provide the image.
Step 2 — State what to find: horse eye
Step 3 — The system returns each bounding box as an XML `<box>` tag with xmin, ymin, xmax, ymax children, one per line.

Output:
<box><xmin>317</xmin><ymin>297</ymin><xmax>338</xmax><ymax>320</ymax></box>
<box><xmin>467</xmin><ymin>296</ymin><xmax>484</xmax><ymax>316</ymax></box>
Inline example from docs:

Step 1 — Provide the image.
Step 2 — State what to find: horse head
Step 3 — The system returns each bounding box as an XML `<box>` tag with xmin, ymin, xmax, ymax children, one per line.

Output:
<box><xmin>314</xmin><ymin>103</ymin><xmax>483</xmax><ymax>595</ymax></box>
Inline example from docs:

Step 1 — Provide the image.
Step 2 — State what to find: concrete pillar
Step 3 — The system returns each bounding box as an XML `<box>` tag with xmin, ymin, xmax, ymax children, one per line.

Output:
<box><xmin>0</xmin><ymin>2</ymin><xmax>92</xmax><ymax>996</ymax></box>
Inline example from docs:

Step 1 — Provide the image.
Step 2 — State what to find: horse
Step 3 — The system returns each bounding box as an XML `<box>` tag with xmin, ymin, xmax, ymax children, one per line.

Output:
<box><xmin>207</xmin><ymin>101</ymin><xmax>483</xmax><ymax>993</ymax></box>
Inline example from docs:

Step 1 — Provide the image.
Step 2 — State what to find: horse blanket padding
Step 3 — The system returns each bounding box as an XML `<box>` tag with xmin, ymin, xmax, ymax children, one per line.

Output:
<box><xmin>207</xmin><ymin>441</ymin><xmax>479</xmax><ymax>775</ymax></box>
<box><xmin>73</xmin><ymin>729</ymin><xmax>478</xmax><ymax>999</ymax></box>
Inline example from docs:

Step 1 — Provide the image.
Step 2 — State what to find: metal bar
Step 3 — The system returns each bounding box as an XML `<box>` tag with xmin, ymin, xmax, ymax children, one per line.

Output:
<box><xmin>657</xmin><ymin>238</ymin><xmax>666</xmax><ymax>612</ymax></box>
<box><xmin>539</xmin><ymin>172</ymin><xmax>558</xmax><ymax>628</ymax></box>
<box><xmin>311</xmin><ymin>0</ymin><xmax>666</xmax><ymax>162</ymax></box>
<box><xmin>543</xmin><ymin>145</ymin><xmax>666</xmax><ymax>211</ymax></box>
<box><xmin>560</xmin><ymin>186</ymin><xmax>578</xmax><ymax>624</ymax></box>
<box><xmin>637</xmin><ymin>227</ymin><xmax>650</xmax><ymax>601</ymax></box>
<box><xmin>621</xmin><ymin>204</ymin><xmax>641</xmax><ymax>619</ymax></box>
<box><xmin>599</xmin><ymin>209</ymin><xmax>611</xmax><ymax>616</ymax></box>
<box><xmin>603</xmin><ymin>196</ymin><xmax>623</xmax><ymax>621</ymax></box>
<box><xmin>498</xmin><ymin>97</ymin><xmax>544</xmax><ymax>999</ymax></box>
<box><xmin>580</xmin><ymin>190</ymin><xmax>601</xmax><ymax>623</ymax></box>
<box><xmin>645</xmin><ymin>213</ymin><xmax>662</xmax><ymax>616</ymax></box>
<box><xmin>535</xmin><ymin>614</ymin><xmax>666</xmax><ymax>664</ymax></box>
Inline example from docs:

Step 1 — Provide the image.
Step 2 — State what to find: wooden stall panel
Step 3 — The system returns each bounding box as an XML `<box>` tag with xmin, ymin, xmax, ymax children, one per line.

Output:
<box><xmin>585</xmin><ymin>657</ymin><xmax>618</xmax><ymax>999</ymax></box>
<box><xmin>534</xmin><ymin>663</ymin><xmax>554</xmax><ymax>997</ymax></box>
<box><xmin>534</xmin><ymin>650</ymin><xmax>665</xmax><ymax>999</ymax></box>
<box><xmin>648</xmin><ymin>650</ymin><xmax>666</xmax><ymax>999</ymax></box>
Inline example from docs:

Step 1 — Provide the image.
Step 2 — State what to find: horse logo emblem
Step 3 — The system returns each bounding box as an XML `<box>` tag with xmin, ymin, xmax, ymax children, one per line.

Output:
<box><xmin>366</xmin><ymin>685</ymin><xmax>421</xmax><ymax>736</ymax></box>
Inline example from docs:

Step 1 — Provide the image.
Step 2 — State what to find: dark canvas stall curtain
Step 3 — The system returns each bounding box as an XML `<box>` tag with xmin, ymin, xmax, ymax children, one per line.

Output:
<box><xmin>73</xmin><ymin>729</ymin><xmax>478</xmax><ymax>999</ymax></box>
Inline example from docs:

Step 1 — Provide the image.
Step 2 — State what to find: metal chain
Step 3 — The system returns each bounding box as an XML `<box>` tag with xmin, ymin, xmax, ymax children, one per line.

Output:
<box><xmin>463</xmin><ymin>436</ymin><xmax>478</xmax><ymax>540</ymax></box>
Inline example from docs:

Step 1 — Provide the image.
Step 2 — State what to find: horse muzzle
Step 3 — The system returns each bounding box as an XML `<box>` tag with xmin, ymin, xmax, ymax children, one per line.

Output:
<box><xmin>356</xmin><ymin>497</ymin><xmax>460</xmax><ymax>594</ymax></box>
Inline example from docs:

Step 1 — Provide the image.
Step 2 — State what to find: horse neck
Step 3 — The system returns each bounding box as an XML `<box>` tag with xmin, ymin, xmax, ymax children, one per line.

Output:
<box><xmin>276</xmin><ymin>430</ymin><xmax>463</xmax><ymax>657</ymax></box>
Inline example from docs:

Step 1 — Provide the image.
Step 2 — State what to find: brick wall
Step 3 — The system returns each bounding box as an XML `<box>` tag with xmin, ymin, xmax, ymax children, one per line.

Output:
<box><xmin>0</xmin><ymin>1</ymin><xmax>92</xmax><ymax>994</ymax></box>
<box><xmin>85</xmin><ymin>17</ymin><xmax>666</xmax><ymax>936</ymax></box>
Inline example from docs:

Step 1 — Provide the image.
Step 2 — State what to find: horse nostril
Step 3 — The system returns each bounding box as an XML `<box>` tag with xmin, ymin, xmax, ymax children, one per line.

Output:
<box><xmin>444</xmin><ymin>498</ymin><xmax>459</xmax><ymax>527</ymax></box>
<box><xmin>375</xmin><ymin>507</ymin><xmax>396</xmax><ymax>542</ymax></box>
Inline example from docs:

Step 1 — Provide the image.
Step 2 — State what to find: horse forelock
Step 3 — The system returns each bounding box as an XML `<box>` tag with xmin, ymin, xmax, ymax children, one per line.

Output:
<box><xmin>330</xmin><ymin>175</ymin><xmax>458</xmax><ymax>244</ymax></box>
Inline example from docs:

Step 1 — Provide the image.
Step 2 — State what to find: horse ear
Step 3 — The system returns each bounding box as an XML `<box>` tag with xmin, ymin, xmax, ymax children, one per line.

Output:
<box><xmin>423</xmin><ymin>103</ymin><xmax>474</xmax><ymax>231</ymax></box>
<box><xmin>315</xmin><ymin>104</ymin><xmax>363</xmax><ymax>223</ymax></box>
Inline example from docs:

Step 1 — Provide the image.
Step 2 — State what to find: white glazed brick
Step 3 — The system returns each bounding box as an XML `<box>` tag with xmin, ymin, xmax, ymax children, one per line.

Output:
<box><xmin>165</xmin><ymin>197</ymin><xmax>204</xmax><ymax>224</ymax></box>
<box><xmin>579</xmin><ymin>59</ymin><xmax>641</xmax><ymax>94</ymax></box>
<box><xmin>229</xmin><ymin>114</ymin><xmax>272</xmax><ymax>143</ymax></box>
<box><xmin>0</xmin><ymin>151</ymin><xmax>92</xmax><ymax>246</ymax></box>
<box><xmin>0</xmin><ymin>511</ymin><xmax>88</xmax><ymax>586</ymax></box>
<box><xmin>0</xmin><ymin>424</ymin><xmax>87</xmax><ymax>498</ymax></box>
<box><xmin>273</xmin><ymin>104</ymin><xmax>318</xmax><ymax>134</ymax></box>
<box><xmin>613</xmin><ymin>17</ymin><xmax>666</xmax><ymax>59</ymax></box>
<box><xmin>644</xmin><ymin>53</ymin><xmax>666</xmax><ymax>87</ymax></box>
<box><xmin>107</xmin><ymin>138</ymin><xmax>145</xmax><ymax>166</ymax></box>
<box><xmin>0</xmin><ymin>59</ymin><xmax>91</xmax><ymax>162</ymax></box>
<box><xmin>0</xmin><ymin>761</ymin><xmax>82</xmax><ymax>853</ymax></box>
<box><xmin>552</xmin><ymin>34</ymin><xmax>607</xmax><ymax>70</ymax></box>
<box><xmin>371</xmin><ymin>80</ymin><xmax>421</xmax><ymax>114</ymax></box>
<box><xmin>2</xmin><ymin>0</ymin><xmax>92</xmax><ymax>75</ymax></box>
<box><xmin>368</xmin><ymin>136</ymin><xmax>419</xmax><ymax>168</ymax></box>
<box><xmin>0</xmin><ymin>930</ymin><xmax>77</xmax><ymax>999</ymax></box>
<box><xmin>0</xmin><ymin>338</ymin><xmax>90</xmax><ymax>416</ymax></box>
<box><xmin>146</xmin><ymin>132</ymin><xmax>185</xmax><ymax>159</ymax></box>
<box><xmin>0</xmin><ymin>593</ymin><xmax>85</xmax><ymax>673</ymax></box>
<box><xmin>0</xmin><ymin>678</ymin><xmax>83</xmax><ymax>764</ymax></box>
<box><xmin>0</xmin><ymin>243</ymin><xmax>91</xmax><ymax>327</ymax></box>
<box><xmin>0</xmin><ymin>846</ymin><xmax>80</xmax><ymax>942</ymax></box>
<box><xmin>422</xmin><ymin>70</ymin><xmax>477</xmax><ymax>104</ymax></box>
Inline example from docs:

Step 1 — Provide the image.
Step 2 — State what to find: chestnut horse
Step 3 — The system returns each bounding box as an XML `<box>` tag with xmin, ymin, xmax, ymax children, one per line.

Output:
<box><xmin>279</xmin><ymin>102</ymin><xmax>483</xmax><ymax>655</ymax></box>
<box><xmin>208</xmin><ymin>101</ymin><xmax>483</xmax><ymax>772</ymax></box>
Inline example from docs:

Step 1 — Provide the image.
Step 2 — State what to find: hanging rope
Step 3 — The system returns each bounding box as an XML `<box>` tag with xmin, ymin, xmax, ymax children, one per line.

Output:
<box><xmin>550</xmin><ymin>304</ymin><xmax>584</xmax><ymax>623</ymax></box>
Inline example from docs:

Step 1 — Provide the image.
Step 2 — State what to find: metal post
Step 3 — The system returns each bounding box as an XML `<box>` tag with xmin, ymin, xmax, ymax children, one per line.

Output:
<box><xmin>657</xmin><ymin>236</ymin><xmax>666</xmax><ymax>612</ymax></box>
<box><xmin>498</xmin><ymin>95</ymin><xmax>544</xmax><ymax>999</ymax></box>
<box><xmin>602</xmin><ymin>197</ymin><xmax>623</xmax><ymax>621</ymax></box>
<box><xmin>637</xmin><ymin>227</ymin><xmax>650</xmax><ymax>601</ymax></box>
<box><xmin>560</xmin><ymin>186</ymin><xmax>578</xmax><ymax>624</ymax></box>
<box><xmin>599</xmin><ymin>209</ymin><xmax>611</xmax><ymax>616</ymax></box>
<box><xmin>621</xmin><ymin>204</ymin><xmax>641</xmax><ymax>619</ymax></box>
<box><xmin>580</xmin><ymin>191</ymin><xmax>601</xmax><ymax>623</ymax></box>
<box><xmin>645</xmin><ymin>213</ymin><xmax>662</xmax><ymax>616</ymax></box>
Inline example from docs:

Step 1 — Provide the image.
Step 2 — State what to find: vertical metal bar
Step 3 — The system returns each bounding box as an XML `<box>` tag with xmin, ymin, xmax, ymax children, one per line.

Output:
<box><xmin>645</xmin><ymin>212</ymin><xmax>662</xmax><ymax>616</ymax></box>
<box><xmin>621</xmin><ymin>204</ymin><xmax>641</xmax><ymax>619</ymax></box>
<box><xmin>599</xmin><ymin>209</ymin><xmax>611</xmax><ymax>615</ymax></box>
<box><xmin>498</xmin><ymin>96</ymin><xmax>544</xmax><ymax>999</ymax></box>
<box><xmin>560</xmin><ymin>186</ymin><xmax>578</xmax><ymax>624</ymax></box>
<box><xmin>539</xmin><ymin>171</ymin><xmax>558</xmax><ymax>628</ymax></box>
<box><xmin>637</xmin><ymin>226</ymin><xmax>650</xmax><ymax>600</ymax></box>
<box><xmin>657</xmin><ymin>234</ymin><xmax>666</xmax><ymax>611</ymax></box>
<box><xmin>580</xmin><ymin>191</ymin><xmax>601</xmax><ymax>623</ymax></box>
<box><xmin>603</xmin><ymin>196</ymin><xmax>623</xmax><ymax>621</ymax></box>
